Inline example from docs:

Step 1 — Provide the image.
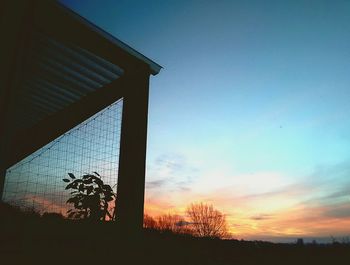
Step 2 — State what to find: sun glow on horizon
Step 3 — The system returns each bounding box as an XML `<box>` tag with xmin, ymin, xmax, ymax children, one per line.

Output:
<box><xmin>145</xmin><ymin>158</ymin><xmax>350</xmax><ymax>242</ymax></box>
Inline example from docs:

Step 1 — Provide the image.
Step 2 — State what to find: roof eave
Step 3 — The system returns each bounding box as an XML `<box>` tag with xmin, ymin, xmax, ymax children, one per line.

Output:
<box><xmin>56</xmin><ymin>1</ymin><xmax>162</xmax><ymax>75</ymax></box>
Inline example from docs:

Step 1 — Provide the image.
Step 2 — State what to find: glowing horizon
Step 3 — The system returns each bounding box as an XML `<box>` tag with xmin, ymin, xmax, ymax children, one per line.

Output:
<box><xmin>144</xmin><ymin>158</ymin><xmax>350</xmax><ymax>241</ymax></box>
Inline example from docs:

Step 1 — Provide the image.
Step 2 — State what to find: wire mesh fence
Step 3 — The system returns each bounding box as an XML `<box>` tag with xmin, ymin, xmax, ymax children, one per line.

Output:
<box><xmin>2</xmin><ymin>99</ymin><xmax>123</xmax><ymax>216</ymax></box>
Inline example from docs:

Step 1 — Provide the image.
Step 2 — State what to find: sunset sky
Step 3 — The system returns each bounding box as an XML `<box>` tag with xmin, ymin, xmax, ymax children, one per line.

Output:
<box><xmin>60</xmin><ymin>0</ymin><xmax>350</xmax><ymax>242</ymax></box>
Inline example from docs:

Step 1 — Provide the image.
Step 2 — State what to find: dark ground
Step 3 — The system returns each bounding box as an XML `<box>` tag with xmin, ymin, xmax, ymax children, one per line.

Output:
<box><xmin>1</xmin><ymin>203</ymin><xmax>349</xmax><ymax>265</ymax></box>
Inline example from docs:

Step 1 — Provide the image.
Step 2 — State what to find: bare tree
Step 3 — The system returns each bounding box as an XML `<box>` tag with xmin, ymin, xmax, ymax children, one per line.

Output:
<box><xmin>157</xmin><ymin>214</ymin><xmax>186</xmax><ymax>233</ymax></box>
<box><xmin>143</xmin><ymin>214</ymin><xmax>157</xmax><ymax>229</ymax></box>
<box><xmin>186</xmin><ymin>202</ymin><xmax>228</xmax><ymax>238</ymax></box>
<box><xmin>143</xmin><ymin>213</ymin><xmax>190</xmax><ymax>234</ymax></box>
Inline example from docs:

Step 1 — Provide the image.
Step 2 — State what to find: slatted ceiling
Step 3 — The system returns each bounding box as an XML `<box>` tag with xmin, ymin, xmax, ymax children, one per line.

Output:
<box><xmin>11</xmin><ymin>33</ymin><xmax>125</xmax><ymax>135</ymax></box>
<box><xmin>24</xmin><ymin>83</ymin><xmax>72</xmax><ymax>111</ymax></box>
<box><xmin>16</xmin><ymin>97</ymin><xmax>47</xmax><ymax>118</ymax></box>
<box><xmin>39</xmin><ymin>35</ymin><xmax>123</xmax><ymax>81</ymax></box>
<box><xmin>32</xmin><ymin>79</ymin><xmax>78</xmax><ymax>103</ymax></box>
<box><xmin>26</xmin><ymin>93</ymin><xmax>61</xmax><ymax>112</ymax></box>
<box><xmin>32</xmin><ymin>52</ymin><xmax>116</xmax><ymax>91</ymax></box>
<box><xmin>30</xmin><ymin>60</ymin><xmax>84</xmax><ymax>94</ymax></box>
<box><xmin>36</xmin><ymin>79</ymin><xmax>81</xmax><ymax>103</ymax></box>
<box><xmin>38</xmin><ymin>57</ymin><xmax>101</xmax><ymax>91</ymax></box>
<box><xmin>36</xmin><ymin>70</ymin><xmax>88</xmax><ymax>98</ymax></box>
<box><xmin>33</xmin><ymin>32</ymin><xmax>123</xmax><ymax>83</ymax></box>
<box><xmin>72</xmin><ymin>44</ymin><xmax>124</xmax><ymax>77</ymax></box>
<box><xmin>22</xmin><ymin>74</ymin><xmax>85</xmax><ymax>109</ymax></box>
<box><xmin>35</xmin><ymin>60</ymin><xmax>97</xmax><ymax>93</ymax></box>
<box><xmin>24</xmin><ymin>93</ymin><xmax>60</xmax><ymax>114</ymax></box>
<box><xmin>39</xmin><ymin>42</ymin><xmax>119</xmax><ymax>83</ymax></box>
<box><xmin>26</xmin><ymin>80</ymin><xmax>56</xmax><ymax>100</ymax></box>
<box><xmin>37</xmin><ymin>45</ymin><xmax>111</xmax><ymax>86</ymax></box>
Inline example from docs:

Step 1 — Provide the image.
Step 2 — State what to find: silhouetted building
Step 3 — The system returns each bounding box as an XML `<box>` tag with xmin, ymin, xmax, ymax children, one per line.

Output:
<box><xmin>0</xmin><ymin>0</ymin><xmax>161</xmax><ymax>233</ymax></box>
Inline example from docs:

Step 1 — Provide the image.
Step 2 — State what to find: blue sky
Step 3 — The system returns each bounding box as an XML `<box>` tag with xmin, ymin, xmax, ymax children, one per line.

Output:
<box><xmin>59</xmin><ymin>0</ymin><xmax>350</xmax><ymax>241</ymax></box>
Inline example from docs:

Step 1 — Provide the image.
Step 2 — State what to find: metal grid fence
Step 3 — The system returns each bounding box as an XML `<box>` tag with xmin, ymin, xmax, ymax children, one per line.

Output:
<box><xmin>2</xmin><ymin>99</ymin><xmax>123</xmax><ymax>216</ymax></box>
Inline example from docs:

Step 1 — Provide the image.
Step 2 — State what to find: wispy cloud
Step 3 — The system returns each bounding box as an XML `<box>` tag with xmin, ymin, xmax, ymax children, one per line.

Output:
<box><xmin>250</xmin><ymin>214</ymin><xmax>274</xmax><ymax>221</ymax></box>
<box><xmin>146</xmin><ymin>179</ymin><xmax>168</xmax><ymax>189</ymax></box>
<box><xmin>146</xmin><ymin>152</ymin><xmax>197</xmax><ymax>194</ymax></box>
<box><xmin>322</xmin><ymin>203</ymin><xmax>350</xmax><ymax>219</ymax></box>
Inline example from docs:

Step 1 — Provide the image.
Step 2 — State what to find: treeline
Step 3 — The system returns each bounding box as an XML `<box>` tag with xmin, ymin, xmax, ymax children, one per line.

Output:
<box><xmin>60</xmin><ymin>173</ymin><xmax>229</xmax><ymax>239</ymax></box>
<box><xmin>0</xmin><ymin>200</ymin><xmax>229</xmax><ymax>240</ymax></box>
<box><xmin>144</xmin><ymin>202</ymin><xmax>229</xmax><ymax>239</ymax></box>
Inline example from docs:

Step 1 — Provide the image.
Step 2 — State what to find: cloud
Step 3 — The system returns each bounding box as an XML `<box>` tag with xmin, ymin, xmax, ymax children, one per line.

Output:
<box><xmin>153</xmin><ymin>153</ymin><xmax>189</xmax><ymax>173</ymax></box>
<box><xmin>239</xmin><ymin>182</ymin><xmax>311</xmax><ymax>200</ymax></box>
<box><xmin>322</xmin><ymin>203</ymin><xmax>350</xmax><ymax>219</ymax></box>
<box><xmin>325</xmin><ymin>188</ymin><xmax>350</xmax><ymax>200</ymax></box>
<box><xmin>308</xmin><ymin>160</ymin><xmax>350</xmax><ymax>184</ymax></box>
<box><xmin>146</xmin><ymin>152</ymin><xmax>197</xmax><ymax>194</ymax></box>
<box><xmin>178</xmin><ymin>186</ymin><xmax>191</xmax><ymax>192</ymax></box>
<box><xmin>250</xmin><ymin>214</ymin><xmax>274</xmax><ymax>221</ymax></box>
<box><xmin>301</xmin><ymin>185</ymin><xmax>350</xmax><ymax>208</ymax></box>
<box><xmin>146</xmin><ymin>179</ymin><xmax>168</xmax><ymax>189</ymax></box>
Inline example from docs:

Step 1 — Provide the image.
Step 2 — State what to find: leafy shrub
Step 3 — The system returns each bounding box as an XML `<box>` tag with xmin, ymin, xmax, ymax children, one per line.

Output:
<box><xmin>63</xmin><ymin>172</ymin><xmax>116</xmax><ymax>221</ymax></box>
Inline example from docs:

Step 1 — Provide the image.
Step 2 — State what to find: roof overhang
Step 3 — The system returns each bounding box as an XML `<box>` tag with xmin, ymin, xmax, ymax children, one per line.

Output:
<box><xmin>1</xmin><ymin>0</ymin><xmax>161</xmax><ymax>169</ymax></box>
<box><xmin>56</xmin><ymin>1</ymin><xmax>162</xmax><ymax>76</ymax></box>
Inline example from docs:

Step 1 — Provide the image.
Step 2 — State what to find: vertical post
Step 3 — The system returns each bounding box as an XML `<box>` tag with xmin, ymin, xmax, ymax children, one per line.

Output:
<box><xmin>116</xmin><ymin>70</ymin><xmax>150</xmax><ymax>233</ymax></box>
<box><xmin>0</xmin><ymin>169</ymin><xmax>6</xmax><ymax>201</ymax></box>
<box><xmin>0</xmin><ymin>0</ymin><xmax>32</xmax><ymax>199</ymax></box>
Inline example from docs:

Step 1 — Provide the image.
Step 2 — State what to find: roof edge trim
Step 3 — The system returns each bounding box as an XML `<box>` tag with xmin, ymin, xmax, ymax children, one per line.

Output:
<box><xmin>56</xmin><ymin>1</ymin><xmax>162</xmax><ymax>75</ymax></box>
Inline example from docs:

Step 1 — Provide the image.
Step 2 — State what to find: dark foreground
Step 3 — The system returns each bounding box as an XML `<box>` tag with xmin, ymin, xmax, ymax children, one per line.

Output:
<box><xmin>1</xmin><ymin>206</ymin><xmax>349</xmax><ymax>265</ymax></box>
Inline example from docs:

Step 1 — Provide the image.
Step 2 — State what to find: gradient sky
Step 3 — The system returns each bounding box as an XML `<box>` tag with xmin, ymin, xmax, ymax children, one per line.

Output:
<box><xmin>59</xmin><ymin>0</ymin><xmax>350</xmax><ymax>242</ymax></box>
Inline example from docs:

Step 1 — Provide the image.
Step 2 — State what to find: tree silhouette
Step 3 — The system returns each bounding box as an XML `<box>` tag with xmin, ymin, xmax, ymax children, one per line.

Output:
<box><xmin>63</xmin><ymin>172</ymin><xmax>116</xmax><ymax>221</ymax></box>
<box><xmin>143</xmin><ymin>203</ymin><xmax>229</xmax><ymax>237</ymax></box>
<box><xmin>143</xmin><ymin>213</ymin><xmax>192</xmax><ymax>234</ymax></box>
<box><xmin>144</xmin><ymin>214</ymin><xmax>157</xmax><ymax>229</ymax></box>
<box><xmin>186</xmin><ymin>202</ymin><xmax>228</xmax><ymax>238</ymax></box>
<box><xmin>156</xmin><ymin>214</ymin><xmax>187</xmax><ymax>233</ymax></box>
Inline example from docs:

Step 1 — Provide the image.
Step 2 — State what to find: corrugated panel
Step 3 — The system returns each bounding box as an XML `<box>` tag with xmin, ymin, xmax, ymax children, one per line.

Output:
<box><xmin>13</xmin><ymin>32</ymin><xmax>124</xmax><ymax>134</ymax></box>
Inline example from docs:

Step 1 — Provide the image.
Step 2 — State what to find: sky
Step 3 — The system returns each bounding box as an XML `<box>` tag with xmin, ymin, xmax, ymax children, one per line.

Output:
<box><xmin>58</xmin><ymin>0</ymin><xmax>350</xmax><ymax>242</ymax></box>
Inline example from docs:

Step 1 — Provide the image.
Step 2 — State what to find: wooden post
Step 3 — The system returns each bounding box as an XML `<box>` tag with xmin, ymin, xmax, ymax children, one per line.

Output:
<box><xmin>0</xmin><ymin>0</ymin><xmax>32</xmax><ymax>199</ymax></box>
<box><xmin>116</xmin><ymin>70</ymin><xmax>150</xmax><ymax>233</ymax></box>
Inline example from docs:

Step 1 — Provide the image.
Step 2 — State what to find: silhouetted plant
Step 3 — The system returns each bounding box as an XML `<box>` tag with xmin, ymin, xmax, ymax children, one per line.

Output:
<box><xmin>63</xmin><ymin>172</ymin><xmax>116</xmax><ymax>221</ymax></box>
<box><xmin>186</xmin><ymin>202</ymin><xmax>228</xmax><ymax>238</ymax></box>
